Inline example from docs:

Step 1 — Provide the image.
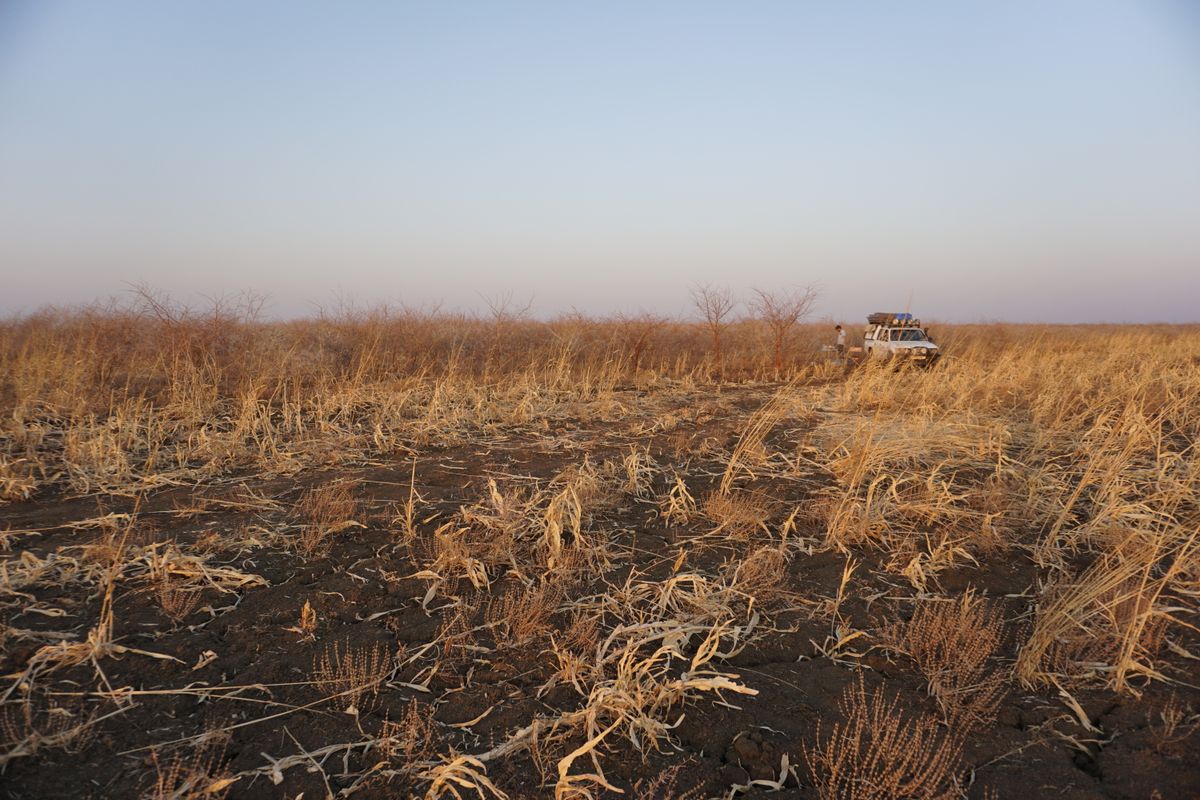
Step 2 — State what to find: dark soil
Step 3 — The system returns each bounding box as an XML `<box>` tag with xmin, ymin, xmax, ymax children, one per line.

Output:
<box><xmin>1</xmin><ymin>384</ymin><xmax>1197</xmax><ymax>799</ymax></box>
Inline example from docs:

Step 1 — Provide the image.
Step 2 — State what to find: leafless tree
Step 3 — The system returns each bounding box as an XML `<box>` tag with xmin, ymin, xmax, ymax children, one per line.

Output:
<box><xmin>480</xmin><ymin>290</ymin><xmax>534</xmax><ymax>325</ymax></box>
<box><xmin>478</xmin><ymin>290</ymin><xmax>535</xmax><ymax>363</ymax></box>
<box><xmin>690</xmin><ymin>283</ymin><xmax>738</xmax><ymax>370</ymax></box>
<box><xmin>616</xmin><ymin>312</ymin><xmax>667</xmax><ymax>374</ymax></box>
<box><xmin>129</xmin><ymin>282</ymin><xmax>187</xmax><ymax>326</ymax></box>
<box><xmin>128</xmin><ymin>284</ymin><xmax>267</xmax><ymax>368</ymax></box>
<box><xmin>751</xmin><ymin>285</ymin><xmax>819</xmax><ymax>374</ymax></box>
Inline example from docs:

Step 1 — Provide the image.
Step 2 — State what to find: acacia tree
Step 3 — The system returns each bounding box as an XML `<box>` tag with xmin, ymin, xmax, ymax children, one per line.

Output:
<box><xmin>751</xmin><ymin>285</ymin><xmax>819</xmax><ymax>375</ymax></box>
<box><xmin>690</xmin><ymin>283</ymin><xmax>738</xmax><ymax>372</ymax></box>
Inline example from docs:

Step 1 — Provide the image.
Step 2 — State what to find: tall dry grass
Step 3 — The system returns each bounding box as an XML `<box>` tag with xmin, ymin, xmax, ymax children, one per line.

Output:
<box><xmin>0</xmin><ymin>297</ymin><xmax>836</xmax><ymax>501</ymax></box>
<box><xmin>2</xmin><ymin>297</ymin><xmax>1199</xmax><ymax>795</ymax></box>
<box><xmin>823</xmin><ymin>326</ymin><xmax>1200</xmax><ymax>694</ymax></box>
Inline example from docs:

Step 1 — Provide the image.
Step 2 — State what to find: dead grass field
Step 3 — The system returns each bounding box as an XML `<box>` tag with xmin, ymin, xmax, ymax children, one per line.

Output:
<box><xmin>1</xmin><ymin>305</ymin><xmax>1197</xmax><ymax>799</ymax></box>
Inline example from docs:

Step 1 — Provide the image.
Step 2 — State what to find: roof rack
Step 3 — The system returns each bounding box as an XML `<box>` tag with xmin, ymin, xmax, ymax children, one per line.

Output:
<box><xmin>867</xmin><ymin>312</ymin><xmax>922</xmax><ymax>327</ymax></box>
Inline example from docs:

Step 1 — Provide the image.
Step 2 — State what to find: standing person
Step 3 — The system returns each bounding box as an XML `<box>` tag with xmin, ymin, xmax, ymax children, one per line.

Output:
<box><xmin>835</xmin><ymin>325</ymin><xmax>846</xmax><ymax>358</ymax></box>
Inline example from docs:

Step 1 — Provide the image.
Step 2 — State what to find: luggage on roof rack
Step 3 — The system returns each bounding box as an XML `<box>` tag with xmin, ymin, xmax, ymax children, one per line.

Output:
<box><xmin>867</xmin><ymin>312</ymin><xmax>919</xmax><ymax>326</ymax></box>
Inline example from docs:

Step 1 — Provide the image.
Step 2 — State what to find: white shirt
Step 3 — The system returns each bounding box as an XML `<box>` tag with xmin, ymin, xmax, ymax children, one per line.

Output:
<box><xmin>836</xmin><ymin>330</ymin><xmax>846</xmax><ymax>346</ymax></box>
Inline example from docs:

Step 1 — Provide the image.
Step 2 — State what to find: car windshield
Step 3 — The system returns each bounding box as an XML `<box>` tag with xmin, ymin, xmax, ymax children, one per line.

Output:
<box><xmin>894</xmin><ymin>329</ymin><xmax>928</xmax><ymax>342</ymax></box>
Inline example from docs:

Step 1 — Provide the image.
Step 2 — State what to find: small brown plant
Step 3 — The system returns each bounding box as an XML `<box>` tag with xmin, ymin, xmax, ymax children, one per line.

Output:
<box><xmin>563</xmin><ymin>609</ymin><xmax>600</xmax><ymax>652</ymax></box>
<box><xmin>1</xmin><ymin>700</ymin><xmax>97</xmax><ymax>768</ymax></box>
<box><xmin>548</xmin><ymin>610</ymin><xmax>602</xmax><ymax>695</ymax></box>
<box><xmin>631</xmin><ymin>760</ymin><xmax>706</xmax><ymax>799</ymax></box>
<box><xmin>392</xmin><ymin>458</ymin><xmax>422</xmax><ymax>544</ymax></box>
<box><xmin>312</xmin><ymin>641</ymin><xmax>393</xmax><ymax>714</ymax></box>
<box><xmin>1149</xmin><ymin>694</ymin><xmax>1200</xmax><ymax>756</ymax></box>
<box><xmin>156</xmin><ymin>573</ymin><xmax>202</xmax><ymax>623</ymax></box>
<box><xmin>881</xmin><ymin>591</ymin><xmax>1007</xmax><ymax>730</ymax></box>
<box><xmin>379</xmin><ymin>699</ymin><xmax>439</xmax><ymax>768</ymax></box>
<box><xmin>486</xmin><ymin>583</ymin><xmax>559</xmax><ymax>647</ymax></box>
<box><xmin>0</xmin><ymin>457</ymin><xmax>38</xmax><ymax>504</ymax></box>
<box><xmin>620</xmin><ymin>446</ymin><xmax>656</xmax><ymax>498</ymax></box>
<box><xmin>147</xmin><ymin>745</ymin><xmax>233</xmax><ymax>800</ymax></box>
<box><xmin>803</xmin><ymin>675</ymin><xmax>961</xmax><ymax>800</ymax></box>
<box><xmin>435</xmin><ymin>603</ymin><xmax>479</xmax><ymax>670</ymax></box>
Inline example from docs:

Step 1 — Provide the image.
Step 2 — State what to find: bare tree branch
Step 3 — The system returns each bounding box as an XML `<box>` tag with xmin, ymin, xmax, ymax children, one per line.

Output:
<box><xmin>615</xmin><ymin>313</ymin><xmax>667</xmax><ymax>374</ymax></box>
<box><xmin>479</xmin><ymin>290</ymin><xmax>535</xmax><ymax>325</ymax></box>
<box><xmin>751</xmin><ymin>286</ymin><xmax>819</xmax><ymax>374</ymax></box>
<box><xmin>689</xmin><ymin>283</ymin><xmax>738</xmax><ymax>371</ymax></box>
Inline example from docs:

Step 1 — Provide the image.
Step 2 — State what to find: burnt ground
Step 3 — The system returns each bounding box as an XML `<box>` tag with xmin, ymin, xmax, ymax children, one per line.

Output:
<box><xmin>1</xmin><ymin>382</ymin><xmax>1197</xmax><ymax>799</ymax></box>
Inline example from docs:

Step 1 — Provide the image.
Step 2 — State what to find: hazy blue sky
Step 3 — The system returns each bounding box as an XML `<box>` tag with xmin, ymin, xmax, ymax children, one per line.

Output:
<box><xmin>2</xmin><ymin>1</ymin><xmax>1198</xmax><ymax>321</ymax></box>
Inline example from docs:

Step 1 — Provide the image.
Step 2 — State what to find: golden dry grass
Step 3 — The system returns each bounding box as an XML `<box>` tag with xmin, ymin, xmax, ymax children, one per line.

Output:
<box><xmin>1</xmin><ymin>305</ymin><xmax>1198</xmax><ymax>797</ymax></box>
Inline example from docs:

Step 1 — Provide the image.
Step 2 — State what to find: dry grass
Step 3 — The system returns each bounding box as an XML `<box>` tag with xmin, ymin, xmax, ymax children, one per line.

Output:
<box><xmin>728</xmin><ymin>545</ymin><xmax>789</xmax><ymax>604</ymax></box>
<box><xmin>295</xmin><ymin>481</ymin><xmax>360</xmax><ymax>557</ymax></box>
<box><xmin>288</xmin><ymin>599</ymin><xmax>318</xmax><ymax>639</ymax></box>
<box><xmin>1016</xmin><ymin>525</ymin><xmax>1199</xmax><ymax>694</ymax></box>
<box><xmin>702</xmin><ymin>490</ymin><xmax>774</xmax><ymax>538</ymax></box>
<box><xmin>2</xmin><ymin>307</ymin><xmax>1199</xmax><ymax>797</ymax></box>
<box><xmin>659</xmin><ymin>473</ymin><xmax>698</xmax><ymax>526</ymax></box>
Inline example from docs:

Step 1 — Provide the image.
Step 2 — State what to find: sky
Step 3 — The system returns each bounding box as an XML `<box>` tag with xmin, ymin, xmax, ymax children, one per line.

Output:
<box><xmin>1</xmin><ymin>1</ymin><xmax>1198</xmax><ymax>322</ymax></box>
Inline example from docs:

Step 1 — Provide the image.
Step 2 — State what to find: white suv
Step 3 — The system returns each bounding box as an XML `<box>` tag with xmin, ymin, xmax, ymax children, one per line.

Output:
<box><xmin>862</xmin><ymin>316</ymin><xmax>940</xmax><ymax>365</ymax></box>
